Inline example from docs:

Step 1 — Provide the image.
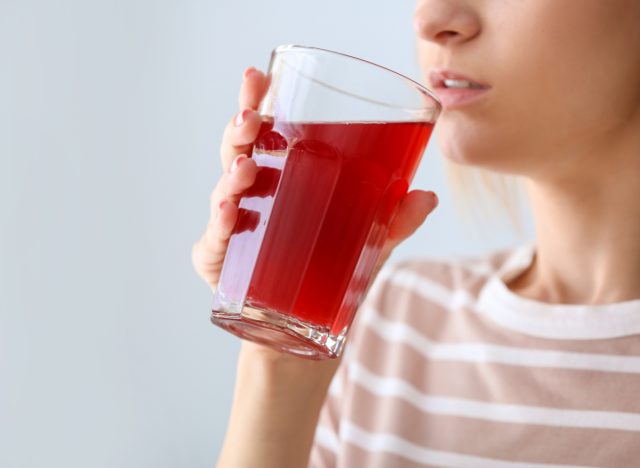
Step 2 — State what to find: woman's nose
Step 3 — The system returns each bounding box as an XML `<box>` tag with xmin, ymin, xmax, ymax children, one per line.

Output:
<box><xmin>413</xmin><ymin>0</ymin><xmax>481</xmax><ymax>47</ymax></box>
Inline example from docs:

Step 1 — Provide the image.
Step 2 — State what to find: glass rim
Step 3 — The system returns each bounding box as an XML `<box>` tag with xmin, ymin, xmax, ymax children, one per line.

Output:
<box><xmin>272</xmin><ymin>44</ymin><xmax>442</xmax><ymax>118</ymax></box>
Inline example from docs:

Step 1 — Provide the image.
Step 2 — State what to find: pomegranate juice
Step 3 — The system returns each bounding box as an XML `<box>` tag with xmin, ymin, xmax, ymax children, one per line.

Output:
<box><xmin>220</xmin><ymin>119</ymin><xmax>433</xmax><ymax>335</ymax></box>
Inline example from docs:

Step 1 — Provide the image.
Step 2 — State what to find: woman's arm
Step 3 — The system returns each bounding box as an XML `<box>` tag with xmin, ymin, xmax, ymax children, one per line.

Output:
<box><xmin>217</xmin><ymin>343</ymin><xmax>341</xmax><ymax>468</ymax></box>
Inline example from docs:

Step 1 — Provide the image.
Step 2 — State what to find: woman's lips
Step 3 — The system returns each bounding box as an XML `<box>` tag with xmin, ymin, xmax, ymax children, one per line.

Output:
<box><xmin>429</xmin><ymin>69</ymin><xmax>491</xmax><ymax>110</ymax></box>
<box><xmin>433</xmin><ymin>87</ymin><xmax>490</xmax><ymax>109</ymax></box>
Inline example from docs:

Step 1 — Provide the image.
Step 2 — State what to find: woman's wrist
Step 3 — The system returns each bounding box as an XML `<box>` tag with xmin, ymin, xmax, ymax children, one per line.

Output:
<box><xmin>237</xmin><ymin>341</ymin><xmax>342</xmax><ymax>401</ymax></box>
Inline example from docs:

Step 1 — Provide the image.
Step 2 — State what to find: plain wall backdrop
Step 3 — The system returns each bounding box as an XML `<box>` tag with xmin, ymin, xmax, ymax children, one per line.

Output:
<box><xmin>0</xmin><ymin>1</ymin><xmax>532</xmax><ymax>467</ymax></box>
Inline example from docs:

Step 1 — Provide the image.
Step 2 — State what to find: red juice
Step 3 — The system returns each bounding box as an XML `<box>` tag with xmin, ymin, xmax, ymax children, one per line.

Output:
<box><xmin>219</xmin><ymin>119</ymin><xmax>433</xmax><ymax>337</ymax></box>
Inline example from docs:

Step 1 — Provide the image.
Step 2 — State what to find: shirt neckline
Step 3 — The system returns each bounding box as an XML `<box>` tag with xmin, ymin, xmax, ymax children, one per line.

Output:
<box><xmin>475</xmin><ymin>243</ymin><xmax>640</xmax><ymax>340</ymax></box>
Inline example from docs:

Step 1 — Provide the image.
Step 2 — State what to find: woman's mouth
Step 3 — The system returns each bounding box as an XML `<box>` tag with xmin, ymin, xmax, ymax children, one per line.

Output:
<box><xmin>429</xmin><ymin>70</ymin><xmax>491</xmax><ymax>110</ymax></box>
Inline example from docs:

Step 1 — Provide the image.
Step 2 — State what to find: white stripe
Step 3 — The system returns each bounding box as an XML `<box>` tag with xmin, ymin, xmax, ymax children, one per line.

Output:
<box><xmin>340</xmin><ymin>420</ymin><xmax>592</xmax><ymax>468</ymax></box>
<box><xmin>314</xmin><ymin>425</ymin><xmax>340</xmax><ymax>454</ymax></box>
<box><xmin>349</xmin><ymin>361</ymin><xmax>640</xmax><ymax>432</ymax></box>
<box><xmin>443</xmin><ymin>257</ymin><xmax>496</xmax><ymax>278</ymax></box>
<box><xmin>457</xmin><ymin>259</ymin><xmax>495</xmax><ymax>277</ymax></box>
<box><xmin>392</xmin><ymin>257</ymin><xmax>496</xmax><ymax>279</ymax></box>
<box><xmin>476</xmin><ymin>274</ymin><xmax>640</xmax><ymax>340</ymax></box>
<box><xmin>361</xmin><ymin>305</ymin><xmax>640</xmax><ymax>374</ymax></box>
<box><xmin>328</xmin><ymin>370</ymin><xmax>343</xmax><ymax>397</ymax></box>
<box><xmin>387</xmin><ymin>269</ymin><xmax>476</xmax><ymax>310</ymax></box>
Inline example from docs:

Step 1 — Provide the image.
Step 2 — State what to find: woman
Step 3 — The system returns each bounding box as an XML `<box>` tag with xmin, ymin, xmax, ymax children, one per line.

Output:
<box><xmin>193</xmin><ymin>0</ymin><xmax>640</xmax><ymax>466</ymax></box>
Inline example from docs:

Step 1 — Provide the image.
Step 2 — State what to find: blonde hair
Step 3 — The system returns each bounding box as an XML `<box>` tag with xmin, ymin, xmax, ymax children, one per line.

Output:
<box><xmin>444</xmin><ymin>160</ymin><xmax>529</xmax><ymax>239</ymax></box>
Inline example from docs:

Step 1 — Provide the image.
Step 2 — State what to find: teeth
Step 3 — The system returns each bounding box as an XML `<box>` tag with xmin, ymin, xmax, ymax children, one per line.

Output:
<box><xmin>443</xmin><ymin>79</ymin><xmax>483</xmax><ymax>89</ymax></box>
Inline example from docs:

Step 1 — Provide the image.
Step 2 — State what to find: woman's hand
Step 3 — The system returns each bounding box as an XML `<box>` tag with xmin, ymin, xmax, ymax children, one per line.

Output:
<box><xmin>191</xmin><ymin>63</ymin><xmax>438</xmax><ymax>350</ymax></box>
<box><xmin>192</xmin><ymin>65</ymin><xmax>438</xmax><ymax>301</ymax></box>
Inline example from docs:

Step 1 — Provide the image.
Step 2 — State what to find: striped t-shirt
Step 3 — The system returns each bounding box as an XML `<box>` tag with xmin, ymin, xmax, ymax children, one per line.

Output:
<box><xmin>309</xmin><ymin>243</ymin><xmax>640</xmax><ymax>468</ymax></box>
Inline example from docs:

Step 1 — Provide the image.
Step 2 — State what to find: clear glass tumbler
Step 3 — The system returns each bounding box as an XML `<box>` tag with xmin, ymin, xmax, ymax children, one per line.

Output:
<box><xmin>211</xmin><ymin>45</ymin><xmax>440</xmax><ymax>359</ymax></box>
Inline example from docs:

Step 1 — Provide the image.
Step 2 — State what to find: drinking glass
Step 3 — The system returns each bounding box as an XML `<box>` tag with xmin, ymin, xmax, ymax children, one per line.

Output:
<box><xmin>211</xmin><ymin>44</ymin><xmax>440</xmax><ymax>360</ymax></box>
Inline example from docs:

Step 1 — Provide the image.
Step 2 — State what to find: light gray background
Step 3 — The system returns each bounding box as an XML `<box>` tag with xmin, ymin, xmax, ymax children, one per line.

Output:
<box><xmin>0</xmin><ymin>1</ymin><xmax>532</xmax><ymax>467</ymax></box>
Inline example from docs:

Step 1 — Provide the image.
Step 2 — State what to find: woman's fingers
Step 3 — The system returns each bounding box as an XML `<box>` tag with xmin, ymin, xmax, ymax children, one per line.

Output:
<box><xmin>193</xmin><ymin>159</ymin><xmax>259</xmax><ymax>291</ymax></box>
<box><xmin>239</xmin><ymin>67</ymin><xmax>270</xmax><ymax>110</ymax></box>
<box><xmin>387</xmin><ymin>189</ymin><xmax>438</xmax><ymax>242</ymax></box>
<box><xmin>219</xmin><ymin>108</ymin><xmax>263</xmax><ymax>173</ymax></box>
<box><xmin>192</xmin><ymin>198</ymin><xmax>240</xmax><ymax>290</ymax></box>
<box><xmin>193</xmin><ymin>66</ymin><xmax>270</xmax><ymax>291</ymax></box>
<box><xmin>371</xmin><ymin>190</ymin><xmax>439</xmax><ymax>278</ymax></box>
<box><xmin>210</xmin><ymin>154</ymin><xmax>259</xmax><ymax>220</ymax></box>
<box><xmin>218</xmin><ymin>67</ymin><xmax>270</xmax><ymax>173</ymax></box>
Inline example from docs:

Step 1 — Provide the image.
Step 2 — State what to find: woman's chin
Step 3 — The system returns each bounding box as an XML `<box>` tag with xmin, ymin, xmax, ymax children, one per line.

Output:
<box><xmin>436</xmin><ymin>122</ymin><xmax>525</xmax><ymax>174</ymax></box>
<box><xmin>436</xmin><ymin>129</ymin><xmax>493</xmax><ymax>168</ymax></box>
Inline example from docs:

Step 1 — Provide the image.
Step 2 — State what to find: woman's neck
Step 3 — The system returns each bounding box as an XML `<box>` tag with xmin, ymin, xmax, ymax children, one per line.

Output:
<box><xmin>508</xmin><ymin>124</ymin><xmax>640</xmax><ymax>305</ymax></box>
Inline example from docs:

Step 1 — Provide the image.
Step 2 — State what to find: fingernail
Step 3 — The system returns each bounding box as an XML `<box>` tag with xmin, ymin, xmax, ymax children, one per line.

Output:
<box><xmin>230</xmin><ymin>154</ymin><xmax>247</xmax><ymax>173</ymax></box>
<box><xmin>234</xmin><ymin>109</ymin><xmax>249</xmax><ymax>127</ymax></box>
<box><xmin>243</xmin><ymin>66</ymin><xmax>256</xmax><ymax>80</ymax></box>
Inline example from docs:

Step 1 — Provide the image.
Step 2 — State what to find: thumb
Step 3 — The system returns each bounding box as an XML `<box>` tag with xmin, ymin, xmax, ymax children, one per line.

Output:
<box><xmin>387</xmin><ymin>190</ymin><xmax>438</xmax><ymax>243</ymax></box>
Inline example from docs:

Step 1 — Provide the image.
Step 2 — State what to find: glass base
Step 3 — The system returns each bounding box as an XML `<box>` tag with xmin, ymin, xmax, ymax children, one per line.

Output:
<box><xmin>211</xmin><ymin>305</ymin><xmax>346</xmax><ymax>360</ymax></box>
